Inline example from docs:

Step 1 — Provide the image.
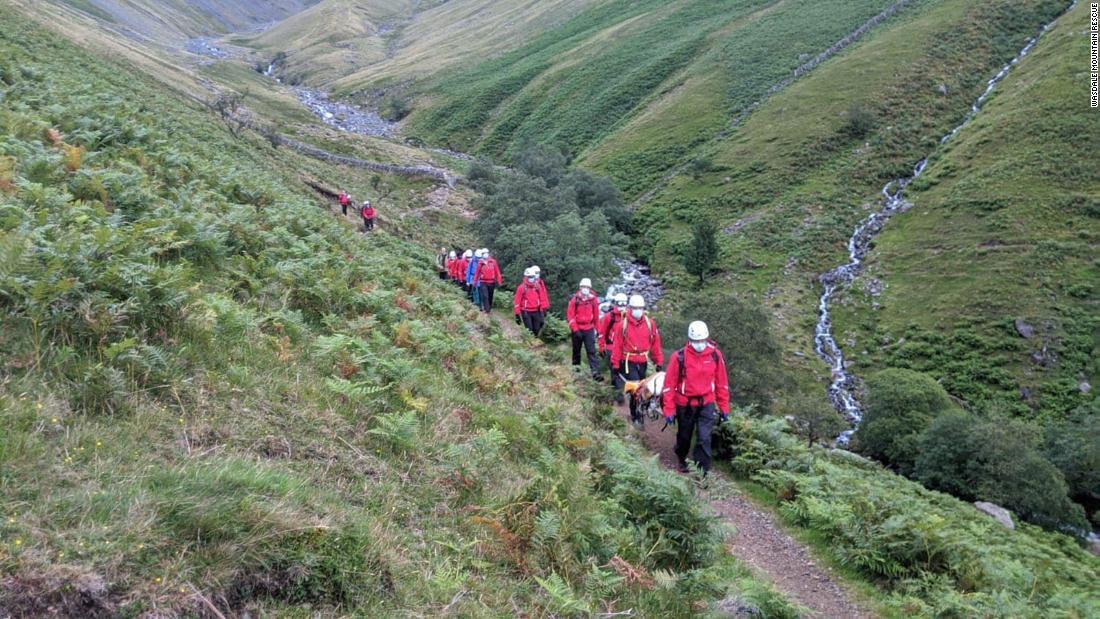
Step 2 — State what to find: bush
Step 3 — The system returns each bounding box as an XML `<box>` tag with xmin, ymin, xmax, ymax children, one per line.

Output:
<box><xmin>1043</xmin><ymin>410</ymin><xmax>1100</xmax><ymax>499</ymax></box>
<box><xmin>784</xmin><ymin>393</ymin><xmax>846</xmax><ymax>447</ymax></box>
<box><xmin>839</xmin><ymin>103</ymin><xmax>876</xmax><ymax>139</ymax></box>
<box><xmin>380</xmin><ymin>95</ymin><xmax>412</xmax><ymax>122</ymax></box>
<box><xmin>682</xmin><ymin>221</ymin><xmax>718</xmax><ymax>285</ymax></box>
<box><xmin>513</xmin><ymin>143</ymin><xmax>568</xmax><ymax>188</ymax></box>
<box><xmin>855</xmin><ymin>369</ymin><xmax>953</xmax><ymax>475</ymax></box>
<box><xmin>915</xmin><ymin>411</ymin><xmax>1089</xmax><ymax>532</ymax></box>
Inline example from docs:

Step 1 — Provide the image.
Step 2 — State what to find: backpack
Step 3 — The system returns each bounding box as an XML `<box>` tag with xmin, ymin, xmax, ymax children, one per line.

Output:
<box><xmin>675</xmin><ymin>346</ymin><xmax>719</xmax><ymax>395</ymax></box>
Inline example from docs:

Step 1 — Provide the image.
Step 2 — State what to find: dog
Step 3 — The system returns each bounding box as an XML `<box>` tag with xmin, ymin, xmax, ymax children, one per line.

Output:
<box><xmin>622</xmin><ymin>371</ymin><xmax>666</xmax><ymax>421</ymax></box>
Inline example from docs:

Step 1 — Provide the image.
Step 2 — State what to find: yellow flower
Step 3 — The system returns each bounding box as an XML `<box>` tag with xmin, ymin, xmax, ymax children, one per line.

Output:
<box><xmin>51</xmin><ymin>417</ymin><xmax>59</xmax><ymax>424</ymax></box>
<box><xmin>154</xmin><ymin>577</ymin><xmax>162</xmax><ymax>584</ymax></box>
<box><xmin>95</xmin><ymin>440</ymin><xmax>102</xmax><ymax>448</ymax></box>
<box><xmin>137</xmin><ymin>543</ymin><xmax>144</xmax><ymax>549</ymax></box>
<box><xmin>6</xmin><ymin>517</ymin><xmax>13</xmax><ymax>524</ymax></box>
<box><xmin>36</xmin><ymin>403</ymin><xmax>42</xmax><ymax>410</ymax></box>
<box><xmin>14</xmin><ymin>539</ymin><xmax>22</xmax><ymax>546</ymax></box>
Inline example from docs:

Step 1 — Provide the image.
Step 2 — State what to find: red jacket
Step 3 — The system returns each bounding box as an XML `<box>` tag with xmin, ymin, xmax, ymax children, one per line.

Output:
<box><xmin>452</xmin><ymin>257</ymin><xmax>468</xmax><ymax>281</ymax></box>
<box><xmin>662</xmin><ymin>342</ymin><xmax>730</xmax><ymax>416</ymax></box>
<box><xmin>597</xmin><ymin>310</ymin><xmax>624</xmax><ymax>353</ymax></box>
<box><xmin>611</xmin><ymin>314</ymin><xmax>663</xmax><ymax>367</ymax></box>
<box><xmin>566</xmin><ymin>293</ymin><xmax>600</xmax><ymax>332</ymax></box>
<box><xmin>361</xmin><ymin>205</ymin><xmax>376</xmax><ymax>219</ymax></box>
<box><xmin>338</xmin><ymin>193</ymin><xmax>349</xmax><ymax>206</ymax></box>
<box><xmin>513</xmin><ymin>280</ymin><xmax>548</xmax><ymax>314</ymax></box>
<box><xmin>474</xmin><ymin>258</ymin><xmax>502</xmax><ymax>285</ymax></box>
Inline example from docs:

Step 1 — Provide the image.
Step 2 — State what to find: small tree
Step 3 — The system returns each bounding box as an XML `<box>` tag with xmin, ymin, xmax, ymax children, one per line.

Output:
<box><xmin>854</xmin><ymin>368</ymin><xmax>953</xmax><ymax>475</ymax></box>
<box><xmin>683</xmin><ymin>221</ymin><xmax>718</xmax><ymax>286</ymax></box>
<box><xmin>209</xmin><ymin>89</ymin><xmax>249</xmax><ymax>137</ymax></box>
<box><xmin>786</xmin><ymin>393</ymin><xmax>846</xmax><ymax>447</ymax></box>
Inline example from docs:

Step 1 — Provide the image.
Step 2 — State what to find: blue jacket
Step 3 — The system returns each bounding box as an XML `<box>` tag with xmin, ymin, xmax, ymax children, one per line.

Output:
<box><xmin>465</xmin><ymin>256</ymin><xmax>481</xmax><ymax>285</ymax></box>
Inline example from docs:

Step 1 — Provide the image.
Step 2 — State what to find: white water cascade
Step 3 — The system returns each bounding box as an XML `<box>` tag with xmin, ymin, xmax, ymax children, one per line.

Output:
<box><xmin>813</xmin><ymin>2</ymin><xmax>1076</xmax><ymax>444</ymax></box>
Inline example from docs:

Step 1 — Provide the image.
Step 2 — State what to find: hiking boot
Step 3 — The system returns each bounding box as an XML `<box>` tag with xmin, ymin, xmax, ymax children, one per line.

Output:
<box><xmin>677</xmin><ymin>460</ymin><xmax>689</xmax><ymax>473</ymax></box>
<box><xmin>614</xmin><ymin>392</ymin><xmax>625</xmax><ymax>404</ymax></box>
<box><xmin>592</xmin><ymin>373</ymin><xmax>604</xmax><ymax>382</ymax></box>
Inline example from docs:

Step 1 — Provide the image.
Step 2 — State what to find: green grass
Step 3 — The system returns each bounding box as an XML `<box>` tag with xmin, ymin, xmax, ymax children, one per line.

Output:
<box><xmin>830</xmin><ymin>0</ymin><xmax>1099</xmax><ymax>417</ymax></box>
<box><xmin>717</xmin><ymin>414</ymin><xmax>1100</xmax><ymax>618</ymax></box>
<box><xmin>0</xmin><ymin>9</ymin><xmax>799</xmax><ymax>616</ymax></box>
<box><xmin>630</xmin><ymin>0</ymin><xmax>1083</xmax><ymax>410</ymax></box>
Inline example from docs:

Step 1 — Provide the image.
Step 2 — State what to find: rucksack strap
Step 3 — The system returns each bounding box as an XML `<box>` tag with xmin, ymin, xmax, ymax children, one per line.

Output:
<box><xmin>677</xmin><ymin>346</ymin><xmax>718</xmax><ymax>395</ymax></box>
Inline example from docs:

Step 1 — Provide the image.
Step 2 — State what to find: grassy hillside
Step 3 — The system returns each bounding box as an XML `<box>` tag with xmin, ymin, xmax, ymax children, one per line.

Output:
<box><xmin>629</xmin><ymin>0</ymin><xmax>1084</xmax><ymax>401</ymax></box>
<box><xmin>50</xmin><ymin>0</ymin><xmax>320</xmax><ymax>41</ymax></box>
<box><xmin>0</xmin><ymin>9</ymin><xmax>799</xmax><ymax>616</ymax></box>
<box><xmin>404</xmin><ymin>0</ymin><xmax>906</xmax><ymax>168</ymax></box>
<box><xmin>237</xmin><ymin>0</ymin><xmax>600</xmax><ymax>90</ymax></box>
<box><xmin>830</xmin><ymin>0</ymin><xmax>1099</xmax><ymax>416</ymax></box>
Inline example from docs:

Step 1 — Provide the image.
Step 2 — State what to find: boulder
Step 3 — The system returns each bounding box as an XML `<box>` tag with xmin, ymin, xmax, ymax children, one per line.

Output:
<box><xmin>974</xmin><ymin>501</ymin><xmax>1015</xmax><ymax>530</ymax></box>
<box><xmin>1014</xmin><ymin>318</ymin><xmax>1035</xmax><ymax>339</ymax></box>
<box><xmin>715</xmin><ymin>596</ymin><xmax>762</xmax><ymax>618</ymax></box>
<box><xmin>1079</xmin><ymin>381</ymin><xmax>1091</xmax><ymax>394</ymax></box>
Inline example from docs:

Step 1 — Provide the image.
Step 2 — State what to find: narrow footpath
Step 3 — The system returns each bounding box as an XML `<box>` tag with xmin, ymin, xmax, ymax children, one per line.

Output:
<box><xmin>621</xmin><ymin>402</ymin><xmax>874</xmax><ymax>618</ymax></box>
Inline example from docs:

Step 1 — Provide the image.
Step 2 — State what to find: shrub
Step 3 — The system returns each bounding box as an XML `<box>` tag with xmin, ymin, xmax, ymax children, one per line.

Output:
<box><xmin>379</xmin><ymin>95</ymin><xmax>412</xmax><ymax>122</ymax></box>
<box><xmin>1043</xmin><ymin>410</ymin><xmax>1100</xmax><ymax>499</ymax></box>
<box><xmin>784</xmin><ymin>393</ymin><xmax>846</xmax><ymax>447</ymax></box>
<box><xmin>839</xmin><ymin>103</ymin><xmax>876</xmax><ymax>139</ymax></box>
<box><xmin>915</xmin><ymin>411</ymin><xmax>1089</xmax><ymax>532</ymax></box>
<box><xmin>682</xmin><ymin>220</ymin><xmax>718</xmax><ymax>286</ymax></box>
<box><xmin>855</xmin><ymin>369</ymin><xmax>953</xmax><ymax>475</ymax></box>
<box><xmin>512</xmin><ymin>143</ymin><xmax>568</xmax><ymax>188</ymax></box>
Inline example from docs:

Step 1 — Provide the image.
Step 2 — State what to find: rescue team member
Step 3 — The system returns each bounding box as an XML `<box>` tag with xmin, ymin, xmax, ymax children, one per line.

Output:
<box><xmin>514</xmin><ymin>267</ymin><xmax>549</xmax><ymax>335</ymax></box>
<box><xmin>662</xmin><ymin>321</ymin><xmax>730</xmax><ymax>476</ymax></box>
<box><xmin>474</xmin><ymin>249</ymin><xmax>502</xmax><ymax>313</ymax></box>
<box><xmin>360</xmin><ymin>200</ymin><xmax>376</xmax><ymax>231</ymax></box>
<box><xmin>455</xmin><ymin>250</ymin><xmax>472</xmax><ymax>290</ymax></box>
<box><xmin>436</xmin><ymin>247</ymin><xmax>450</xmax><ymax>280</ymax></box>
<box><xmin>567</xmin><ymin>278</ymin><xmax>602</xmax><ymax>381</ymax></box>
<box><xmin>598</xmin><ymin>293</ymin><xmax>629</xmax><ymax>402</ymax></box>
<box><xmin>444</xmin><ymin>250</ymin><xmax>457</xmax><ymax>283</ymax></box>
<box><xmin>338</xmin><ymin>191</ymin><xmax>352</xmax><ymax>216</ymax></box>
<box><xmin>611</xmin><ymin>295</ymin><xmax>663</xmax><ymax>425</ymax></box>
<box><xmin>466</xmin><ymin>249</ymin><xmax>483</xmax><ymax>306</ymax></box>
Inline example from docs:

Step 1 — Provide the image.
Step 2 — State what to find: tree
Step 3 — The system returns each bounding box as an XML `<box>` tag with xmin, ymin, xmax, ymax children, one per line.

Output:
<box><xmin>854</xmin><ymin>368</ymin><xmax>953</xmax><ymax>475</ymax></box>
<box><xmin>786</xmin><ymin>393</ymin><xmax>846</xmax><ymax>447</ymax></box>
<box><xmin>512</xmin><ymin>143</ymin><xmax>568</xmax><ymax>188</ymax></box>
<box><xmin>208</xmin><ymin>89</ymin><xmax>249</xmax><ymax>137</ymax></box>
<box><xmin>675</xmin><ymin>293</ymin><xmax>789</xmax><ymax>414</ymax></box>
<box><xmin>915</xmin><ymin>411</ymin><xmax>1089</xmax><ymax>533</ymax></box>
<box><xmin>1043</xmin><ymin>409</ymin><xmax>1100</xmax><ymax>499</ymax></box>
<box><xmin>683</xmin><ymin>221</ymin><xmax>717</xmax><ymax>286</ymax></box>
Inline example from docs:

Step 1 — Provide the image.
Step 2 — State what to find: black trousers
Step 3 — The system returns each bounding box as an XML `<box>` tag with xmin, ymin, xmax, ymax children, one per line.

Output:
<box><xmin>521</xmin><ymin>310</ymin><xmax>545</xmax><ymax>336</ymax></box>
<box><xmin>571</xmin><ymin>329</ymin><xmax>598</xmax><ymax>375</ymax></box>
<box><xmin>605</xmin><ymin>351</ymin><xmax>623</xmax><ymax>394</ymax></box>
<box><xmin>622</xmin><ymin>359</ymin><xmax>648</xmax><ymax>421</ymax></box>
<box><xmin>675</xmin><ymin>402</ymin><xmax>718</xmax><ymax>473</ymax></box>
<box><xmin>363</xmin><ymin>217</ymin><xmax>375</xmax><ymax>231</ymax></box>
<box><xmin>341</xmin><ymin>203</ymin><xmax>348</xmax><ymax>216</ymax></box>
<box><xmin>478</xmin><ymin>283</ymin><xmax>496</xmax><ymax>312</ymax></box>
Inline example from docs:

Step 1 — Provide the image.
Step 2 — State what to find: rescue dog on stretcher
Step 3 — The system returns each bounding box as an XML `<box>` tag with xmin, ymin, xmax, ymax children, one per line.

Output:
<box><xmin>622</xmin><ymin>371</ymin><xmax>666</xmax><ymax>421</ymax></box>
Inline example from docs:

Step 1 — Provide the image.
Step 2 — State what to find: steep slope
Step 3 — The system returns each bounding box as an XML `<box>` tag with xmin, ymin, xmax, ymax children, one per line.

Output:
<box><xmin>0</xmin><ymin>8</ymin><xmax>795</xmax><ymax>616</ymax></box>
<box><xmin>629</xmin><ymin>0</ymin><xmax>1083</xmax><ymax>405</ymax></box>
<box><xmin>238</xmin><ymin>0</ymin><xmax>600</xmax><ymax>89</ymax></box>
<box><xmin>830</xmin><ymin>0</ymin><xmax>1098</xmax><ymax>415</ymax></box>
<box><xmin>50</xmin><ymin>0</ymin><xmax>319</xmax><ymax>42</ymax></box>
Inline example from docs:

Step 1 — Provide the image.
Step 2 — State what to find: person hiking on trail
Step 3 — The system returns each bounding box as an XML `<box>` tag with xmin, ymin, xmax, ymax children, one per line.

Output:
<box><xmin>338</xmin><ymin>191</ymin><xmax>351</xmax><ymax>216</ymax></box>
<box><xmin>360</xmin><ymin>200</ymin><xmax>376</xmax><ymax>231</ymax></box>
<box><xmin>531</xmin><ymin>265</ymin><xmax>550</xmax><ymax>301</ymax></box>
<box><xmin>436</xmin><ymin>247</ymin><xmax>450</xmax><ymax>280</ymax></box>
<box><xmin>474</xmin><ymin>249</ymin><xmax>502</xmax><ymax>313</ymax></box>
<box><xmin>466</xmin><ymin>249</ymin><xmax>483</xmax><ymax>306</ymax></box>
<box><xmin>454</xmin><ymin>250</ymin><xmax>471</xmax><ymax>289</ymax></box>
<box><xmin>662</xmin><ymin>321</ymin><xmax>730</xmax><ymax>477</ymax></box>
<box><xmin>445</xmin><ymin>250</ymin><xmax>457</xmax><ymax>283</ymax></box>
<box><xmin>567</xmin><ymin>278</ymin><xmax>602</xmax><ymax>381</ymax></box>
<box><xmin>514</xmin><ymin>267</ymin><xmax>549</xmax><ymax>335</ymax></box>
<box><xmin>612</xmin><ymin>294</ymin><xmax>663</xmax><ymax>425</ymax></box>
<box><xmin>598</xmin><ymin>292</ymin><xmax>629</xmax><ymax>402</ymax></box>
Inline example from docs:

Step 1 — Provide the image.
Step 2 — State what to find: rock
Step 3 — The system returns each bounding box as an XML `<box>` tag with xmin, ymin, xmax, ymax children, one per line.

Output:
<box><xmin>863</xmin><ymin>277</ymin><xmax>884</xmax><ymax>297</ymax></box>
<box><xmin>1014</xmin><ymin>318</ymin><xmax>1035</xmax><ymax>339</ymax></box>
<box><xmin>1079</xmin><ymin>381</ymin><xmax>1091</xmax><ymax>394</ymax></box>
<box><xmin>1030</xmin><ymin>345</ymin><xmax>1057</xmax><ymax>368</ymax></box>
<box><xmin>1020</xmin><ymin>386</ymin><xmax>1032</xmax><ymax>401</ymax></box>
<box><xmin>715</xmin><ymin>596</ymin><xmax>762</xmax><ymax>618</ymax></box>
<box><xmin>937</xmin><ymin>83</ymin><xmax>949</xmax><ymax>95</ymax></box>
<box><xmin>1088</xmin><ymin>534</ymin><xmax>1100</xmax><ymax>557</ymax></box>
<box><xmin>974</xmin><ymin>501</ymin><xmax>1015</xmax><ymax>530</ymax></box>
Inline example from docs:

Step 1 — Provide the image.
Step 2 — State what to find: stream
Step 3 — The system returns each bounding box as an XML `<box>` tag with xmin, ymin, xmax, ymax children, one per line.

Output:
<box><xmin>602</xmin><ymin>258</ymin><xmax>665</xmax><ymax>312</ymax></box>
<box><xmin>814</xmin><ymin>2</ymin><xmax>1076</xmax><ymax>443</ymax></box>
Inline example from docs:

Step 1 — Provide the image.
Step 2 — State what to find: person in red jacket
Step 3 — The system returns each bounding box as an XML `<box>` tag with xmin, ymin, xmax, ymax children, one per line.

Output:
<box><xmin>513</xmin><ymin>267</ymin><xmax>549</xmax><ymax>335</ymax></box>
<box><xmin>473</xmin><ymin>249</ymin><xmax>502</xmax><ymax>313</ymax></box>
<box><xmin>444</xmin><ymin>250</ymin><xmax>457</xmax><ymax>283</ymax></box>
<box><xmin>662</xmin><ymin>321</ymin><xmax>730</xmax><ymax>476</ymax></box>
<box><xmin>567</xmin><ymin>278</ymin><xmax>602</xmax><ymax>381</ymax></box>
<box><xmin>598</xmin><ymin>293</ymin><xmax>629</xmax><ymax>401</ymax></box>
<box><xmin>338</xmin><ymin>191</ymin><xmax>351</xmax><ymax>216</ymax></box>
<box><xmin>612</xmin><ymin>294</ymin><xmax>663</xmax><ymax>425</ymax></box>
<box><xmin>360</xmin><ymin>200</ymin><xmax>376</xmax><ymax>231</ymax></box>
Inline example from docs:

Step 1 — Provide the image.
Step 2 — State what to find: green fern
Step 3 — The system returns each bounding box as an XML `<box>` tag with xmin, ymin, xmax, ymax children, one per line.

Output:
<box><xmin>534</xmin><ymin>572</ymin><xmax>589</xmax><ymax>616</ymax></box>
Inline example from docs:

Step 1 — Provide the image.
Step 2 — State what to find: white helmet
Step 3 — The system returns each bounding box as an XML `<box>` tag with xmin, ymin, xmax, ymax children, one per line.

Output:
<box><xmin>483</xmin><ymin>248</ymin><xmax>491</xmax><ymax>257</ymax></box>
<box><xmin>688</xmin><ymin>320</ymin><xmax>709</xmax><ymax>341</ymax></box>
<box><xmin>531</xmin><ymin>265</ymin><xmax>541</xmax><ymax>275</ymax></box>
<box><xmin>474</xmin><ymin>249</ymin><xmax>484</xmax><ymax>258</ymax></box>
<box><xmin>448</xmin><ymin>250</ymin><xmax>456</xmax><ymax>259</ymax></box>
<box><xmin>628</xmin><ymin>294</ymin><xmax>645</xmax><ymax>309</ymax></box>
<box><xmin>579</xmin><ymin>278</ymin><xmax>592</xmax><ymax>289</ymax></box>
<box><xmin>463</xmin><ymin>249</ymin><xmax>473</xmax><ymax>258</ymax></box>
<box><xmin>613</xmin><ymin>293</ymin><xmax>628</xmax><ymax>306</ymax></box>
<box><xmin>523</xmin><ymin>267</ymin><xmax>534</xmax><ymax>277</ymax></box>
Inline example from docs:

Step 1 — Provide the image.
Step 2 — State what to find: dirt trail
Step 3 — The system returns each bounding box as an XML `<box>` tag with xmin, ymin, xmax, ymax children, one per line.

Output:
<box><xmin>620</xmin><ymin>402</ymin><xmax>874</xmax><ymax>618</ymax></box>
